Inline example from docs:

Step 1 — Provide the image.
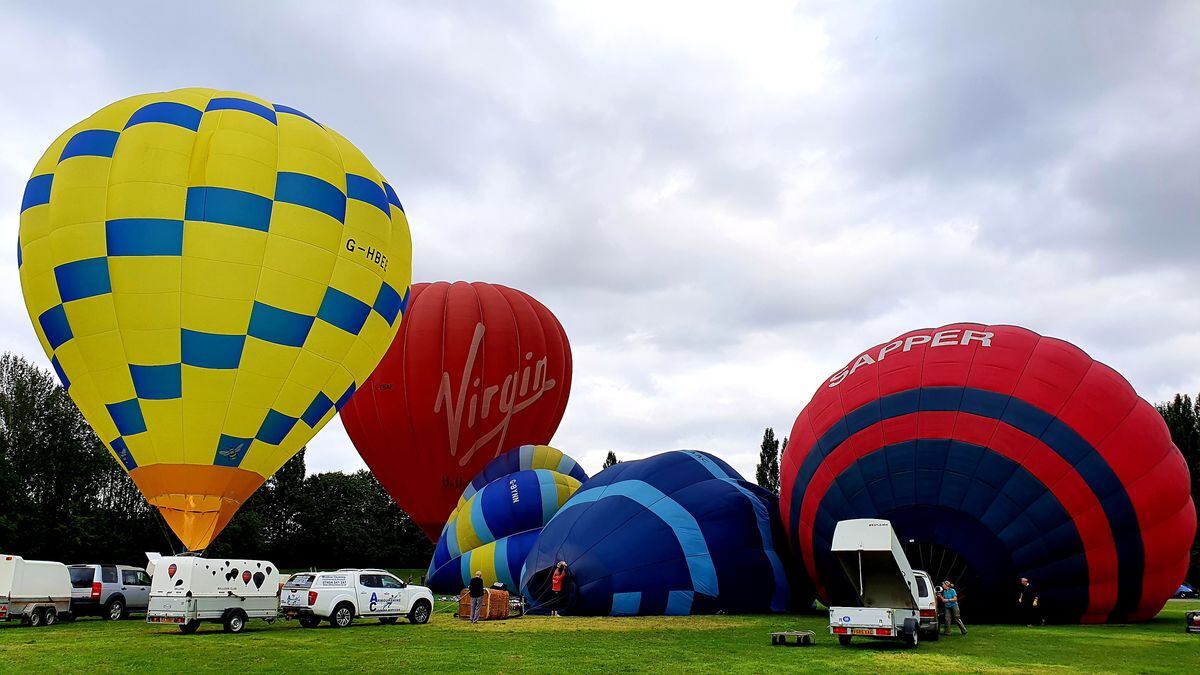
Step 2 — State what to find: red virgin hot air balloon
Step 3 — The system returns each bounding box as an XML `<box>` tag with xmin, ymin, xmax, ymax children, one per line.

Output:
<box><xmin>341</xmin><ymin>282</ymin><xmax>572</xmax><ymax>540</ymax></box>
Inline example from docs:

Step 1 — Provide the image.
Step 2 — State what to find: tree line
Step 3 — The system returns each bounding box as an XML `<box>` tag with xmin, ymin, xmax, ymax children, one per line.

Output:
<box><xmin>0</xmin><ymin>352</ymin><xmax>431</xmax><ymax>570</ymax></box>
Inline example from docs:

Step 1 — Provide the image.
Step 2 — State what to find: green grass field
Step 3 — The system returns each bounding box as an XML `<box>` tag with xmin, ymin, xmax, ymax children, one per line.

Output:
<box><xmin>2</xmin><ymin>590</ymin><xmax>1196</xmax><ymax>673</ymax></box>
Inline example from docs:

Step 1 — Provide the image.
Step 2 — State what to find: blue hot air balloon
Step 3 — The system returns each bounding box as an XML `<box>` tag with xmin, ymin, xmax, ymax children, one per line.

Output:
<box><xmin>520</xmin><ymin>450</ymin><xmax>794</xmax><ymax>616</ymax></box>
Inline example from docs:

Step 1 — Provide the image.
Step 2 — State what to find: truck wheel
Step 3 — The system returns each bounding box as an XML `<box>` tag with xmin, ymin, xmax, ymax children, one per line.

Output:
<box><xmin>299</xmin><ymin>615</ymin><xmax>321</xmax><ymax>628</ymax></box>
<box><xmin>43</xmin><ymin>608</ymin><xmax>57</xmax><ymax>626</ymax></box>
<box><xmin>179</xmin><ymin>620</ymin><xmax>201</xmax><ymax>634</ymax></box>
<box><xmin>837</xmin><ymin>635</ymin><xmax>851</xmax><ymax>646</ymax></box>
<box><xmin>223</xmin><ymin>610</ymin><xmax>248</xmax><ymax>634</ymax></box>
<box><xmin>330</xmin><ymin>603</ymin><xmax>354</xmax><ymax>628</ymax></box>
<box><xmin>379</xmin><ymin>617</ymin><xmax>398</xmax><ymax>625</ymax></box>
<box><xmin>105</xmin><ymin>598</ymin><xmax>127</xmax><ymax>621</ymax></box>
<box><xmin>408</xmin><ymin>600</ymin><xmax>431</xmax><ymax>625</ymax></box>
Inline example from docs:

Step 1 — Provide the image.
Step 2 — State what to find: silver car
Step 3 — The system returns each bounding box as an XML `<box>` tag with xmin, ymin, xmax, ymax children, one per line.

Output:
<box><xmin>67</xmin><ymin>565</ymin><xmax>151</xmax><ymax>620</ymax></box>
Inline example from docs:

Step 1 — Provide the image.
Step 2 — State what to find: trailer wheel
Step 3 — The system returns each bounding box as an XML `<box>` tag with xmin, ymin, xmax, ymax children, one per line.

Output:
<box><xmin>905</xmin><ymin>630</ymin><xmax>919</xmax><ymax>649</ymax></box>
<box><xmin>223</xmin><ymin>609</ymin><xmax>248</xmax><ymax>634</ymax></box>
<box><xmin>409</xmin><ymin>600</ymin><xmax>431</xmax><ymax>625</ymax></box>
<box><xmin>299</xmin><ymin>615</ymin><xmax>321</xmax><ymax>628</ymax></box>
<box><xmin>330</xmin><ymin>603</ymin><xmax>354</xmax><ymax>628</ymax></box>
<box><xmin>837</xmin><ymin>635</ymin><xmax>851</xmax><ymax>646</ymax></box>
<box><xmin>179</xmin><ymin>620</ymin><xmax>201</xmax><ymax>634</ymax></box>
<box><xmin>43</xmin><ymin>608</ymin><xmax>57</xmax><ymax>626</ymax></box>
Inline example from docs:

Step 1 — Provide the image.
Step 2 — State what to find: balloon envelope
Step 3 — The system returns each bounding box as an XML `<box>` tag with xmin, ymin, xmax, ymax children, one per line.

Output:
<box><xmin>780</xmin><ymin>323</ymin><xmax>1195</xmax><ymax>623</ymax></box>
<box><xmin>340</xmin><ymin>282</ymin><xmax>572</xmax><ymax>540</ymax></box>
<box><xmin>427</xmin><ymin>464</ymin><xmax>583</xmax><ymax>593</ymax></box>
<box><xmin>521</xmin><ymin>450</ymin><xmax>793</xmax><ymax>616</ymax></box>
<box><xmin>17</xmin><ymin>88</ymin><xmax>413</xmax><ymax>550</ymax></box>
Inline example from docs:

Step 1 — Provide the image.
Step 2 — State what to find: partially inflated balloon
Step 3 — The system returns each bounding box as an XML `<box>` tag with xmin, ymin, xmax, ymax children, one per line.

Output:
<box><xmin>340</xmin><ymin>282</ymin><xmax>572</xmax><ymax>540</ymax></box>
<box><xmin>17</xmin><ymin>88</ymin><xmax>412</xmax><ymax>550</ymax></box>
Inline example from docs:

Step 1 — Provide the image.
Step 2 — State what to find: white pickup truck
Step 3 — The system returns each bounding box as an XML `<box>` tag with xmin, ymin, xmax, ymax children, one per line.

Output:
<box><xmin>279</xmin><ymin>569</ymin><xmax>433</xmax><ymax>628</ymax></box>
<box><xmin>828</xmin><ymin>519</ymin><xmax>922</xmax><ymax>648</ymax></box>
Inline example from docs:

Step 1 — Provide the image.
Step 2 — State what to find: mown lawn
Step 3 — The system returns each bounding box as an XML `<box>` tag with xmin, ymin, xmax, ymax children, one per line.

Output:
<box><xmin>2</xmin><ymin>594</ymin><xmax>1197</xmax><ymax>673</ymax></box>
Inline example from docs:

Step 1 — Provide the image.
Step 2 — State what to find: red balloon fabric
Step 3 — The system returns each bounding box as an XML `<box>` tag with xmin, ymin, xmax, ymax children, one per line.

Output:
<box><xmin>340</xmin><ymin>282</ymin><xmax>572</xmax><ymax>540</ymax></box>
<box><xmin>780</xmin><ymin>323</ymin><xmax>1195</xmax><ymax>623</ymax></box>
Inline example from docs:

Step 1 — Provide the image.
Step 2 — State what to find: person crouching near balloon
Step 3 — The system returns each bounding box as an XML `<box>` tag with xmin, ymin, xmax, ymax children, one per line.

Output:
<box><xmin>550</xmin><ymin>562</ymin><xmax>569</xmax><ymax>617</ymax></box>
<box><xmin>941</xmin><ymin>580</ymin><xmax>967</xmax><ymax>635</ymax></box>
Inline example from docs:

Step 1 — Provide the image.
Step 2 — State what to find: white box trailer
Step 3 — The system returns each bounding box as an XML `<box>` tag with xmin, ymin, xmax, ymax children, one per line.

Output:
<box><xmin>146</xmin><ymin>556</ymin><xmax>280</xmax><ymax>634</ymax></box>
<box><xmin>828</xmin><ymin>519</ymin><xmax>922</xmax><ymax>648</ymax></box>
<box><xmin>0</xmin><ymin>554</ymin><xmax>71</xmax><ymax>627</ymax></box>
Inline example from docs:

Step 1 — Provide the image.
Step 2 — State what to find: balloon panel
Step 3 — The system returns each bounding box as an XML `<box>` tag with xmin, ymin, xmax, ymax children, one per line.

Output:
<box><xmin>780</xmin><ymin>323</ymin><xmax>1196</xmax><ymax>623</ymax></box>
<box><xmin>17</xmin><ymin>88</ymin><xmax>413</xmax><ymax>550</ymax></box>
<box><xmin>340</xmin><ymin>282</ymin><xmax>571</xmax><ymax>540</ymax></box>
<box><xmin>521</xmin><ymin>450</ymin><xmax>793</xmax><ymax>616</ymax></box>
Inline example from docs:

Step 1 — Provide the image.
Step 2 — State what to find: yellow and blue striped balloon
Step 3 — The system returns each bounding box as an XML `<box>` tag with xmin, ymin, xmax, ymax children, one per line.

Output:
<box><xmin>427</xmin><ymin>467</ymin><xmax>582</xmax><ymax>592</ymax></box>
<box><xmin>17</xmin><ymin>88</ymin><xmax>412</xmax><ymax>550</ymax></box>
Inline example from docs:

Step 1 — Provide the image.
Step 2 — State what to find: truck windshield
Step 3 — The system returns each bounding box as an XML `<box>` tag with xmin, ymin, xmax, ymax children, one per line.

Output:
<box><xmin>284</xmin><ymin>574</ymin><xmax>315</xmax><ymax>589</ymax></box>
<box><xmin>69</xmin><ymin>567</ymin><xmax>94</xmax><ymax>589</ymax></box>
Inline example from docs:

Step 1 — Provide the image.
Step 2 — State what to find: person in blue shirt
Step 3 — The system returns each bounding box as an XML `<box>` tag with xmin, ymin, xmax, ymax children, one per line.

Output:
<box><xmin>940</xmin><ymin>580</ymin><xmax>967</xmax><ymax>635</ymax></box>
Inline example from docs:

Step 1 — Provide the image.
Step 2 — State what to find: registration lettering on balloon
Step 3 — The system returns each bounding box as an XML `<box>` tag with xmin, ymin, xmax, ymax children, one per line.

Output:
<box><xmin>434</xmin><ymin>322</ymin><xmax>558</xmax><ymax>466</ymax></box>
<box><xmin>344</xmin><ymin>237</ymin><xmax>389</xmax><ymax>271</ymax></box>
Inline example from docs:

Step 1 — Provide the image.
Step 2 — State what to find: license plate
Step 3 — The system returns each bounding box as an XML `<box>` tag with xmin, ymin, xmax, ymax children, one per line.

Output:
<box><xmin>852</xmin><ymin>628</ymin><xmax>873</xmax><ymax>635</ymax></box>
<box><xmin>149</xmin><ymin>616</ymin><xmax>184</xmax><ymax>624</ymax></box>
<box><xmin>283</xmin><ymin>596</ymin><xmax>301</xmax><ymax>606</ymax></box>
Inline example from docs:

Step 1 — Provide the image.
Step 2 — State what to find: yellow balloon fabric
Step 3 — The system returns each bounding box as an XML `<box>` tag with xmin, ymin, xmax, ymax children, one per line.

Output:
<box><xmin>17</xmin><ymin>88</ymin><xmax>413</xmax><ymax>550</ymax></box>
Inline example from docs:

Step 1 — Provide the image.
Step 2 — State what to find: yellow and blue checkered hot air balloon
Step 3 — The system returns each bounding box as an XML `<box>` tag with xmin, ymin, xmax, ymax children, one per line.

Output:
<box><xmin>16</xmin><ymin>88</ymin><xmax>412</xmax><ymax>551</ymax></box>
<box><xmin>426</xmin><ymin>445</ymin><xmax>589</xmax><ymax>593</ymax></box>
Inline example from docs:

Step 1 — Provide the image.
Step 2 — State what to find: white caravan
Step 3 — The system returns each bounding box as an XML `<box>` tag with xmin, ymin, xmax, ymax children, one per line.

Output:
<box><xmin>828</xmin><ymin>519</ymin><xmax>922</xmax><ymax>648</ymax></box>
<box><xmin>0</xmin><ymin>554</ymin><xmax>71</xmax><ymax>627</ymax></box>
<box><xmin>146</xmin><ymin>556</ymin><xmax>280</xmax><ymax>634</ymax></box>
<box><xmin>280</xmin><ymin>569</ymin><xmax>434</xmax><ymax>628</ymax></box>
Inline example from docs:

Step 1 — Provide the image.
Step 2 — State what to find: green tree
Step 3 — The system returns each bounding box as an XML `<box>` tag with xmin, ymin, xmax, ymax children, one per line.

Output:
<box><xmin>755</xmin><ymin>427</ymin><xmax>780</xmax><ymax>494</ymax></box>
<box><xmin>1156</xmin><ymin>392</ymin><xmax>1199</xmax><ymax>584</ymax></box>
<box><xmin>602</xmin><ymin>451</ymin><xmax>619</xmax><ymax>469</ymax></box>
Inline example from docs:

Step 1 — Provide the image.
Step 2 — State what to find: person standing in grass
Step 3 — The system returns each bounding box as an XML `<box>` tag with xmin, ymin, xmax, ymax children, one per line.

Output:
<box><xmin>550</xmin><ymin>561</ymin><xmax>568</xmax><ymax>618</ymax></box>
<box><xmin>941</xmin><ymin>580</ymin><xmax>967</xmax><ymax>635</ymax></box>
<box><xmin>1017</xmin><ymin>577</ymin><xmax>1042</xmax><ymax>626</ymax></box>
<box><xmin>468</xmin><ymin>571</ymin><xmax>485</xmax><ymax>624</ymax></box>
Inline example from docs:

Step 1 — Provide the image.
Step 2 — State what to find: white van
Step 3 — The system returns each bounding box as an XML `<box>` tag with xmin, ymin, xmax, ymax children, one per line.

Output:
<box><xmin>280</xmin><ymin>569</ymin><xmax>433</xmax><ymax>628</ymax></box>
<box><xmin>146</xmin><ymin>556</ymin><xmax>280</xmax><ymax>634</ymax></box>
<box><xmin>828</xmin><ymin>519</ymin><xmax>922</xmax><ymax>648</ymax></box>
<box><xmin>0</xmin><ymin>554</ymin><xmax>71</xmax><ymax>627</ymax></box>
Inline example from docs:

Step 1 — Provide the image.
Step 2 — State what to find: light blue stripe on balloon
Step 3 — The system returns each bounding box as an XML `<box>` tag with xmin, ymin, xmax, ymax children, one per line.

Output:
<box><xmin>612</xmin><ymin>591</ymin><xmax>642</xmax><ymax>616</ymax></box>
<box><xmin>494</xmin><ymin>537</ymin><xmax>513</xmax><ymax>588</ymax></box>
<box><xmin>537</xmin><ymin>470</ymin><xmax>558</xmax><ymax>524</ymax></box>
<box><xmin>470</xmin><ymin>491</ymin><xmax>495</xmax><ymax>544</ymax></box>
<box><xmin>460</xmin><ymin>553</ymin><xmax>472</xmax><ymax>589</ymax></box>
<box><xmin>519</xmin><ymin>444</ymin><xmax>535</xmax><ymax>468</ymax></box>
<box><xmin>446</xmin><ymin>520</ymin><xmax>461</xmax><ymax>560</ymax></box>
<box><xmin>666</xmin><ymin>590</ymin><xmax>695</xmax><ymax>615</ymax></box>
<box><xmin>557</xmin><ymin>454</ymin><xmax>579</xmax><ymax>477</ymax></box>
<box><xmin>561</xmin><ymin>481</ymin><xmax>718</xmax><ymax>597</ymax></box>
<box><xmin>681</xmin><ymin>449</ymin><xmax>735</xmax><ymax>480</ymax></box>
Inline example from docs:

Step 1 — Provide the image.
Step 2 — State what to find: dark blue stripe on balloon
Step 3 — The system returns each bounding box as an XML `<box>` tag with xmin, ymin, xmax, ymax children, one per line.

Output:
<box><xmin>382</xmin><ymin>182</ymin><xmax>403</xmax><ymax>212</ymax></box>
<box><xmin>181</xmin><ymin>329</ymin><xmax>244</xmax><ymax>369</ymax></box>
<box><xmin>51</xmin><ymin>355</ymin><xmax>70</xmax><ymax>390</ymax></box>
<box><xmin>247</xmin><ymin>301</ymin><xmax>314</xmax><ymax>347</ymax></box>
<box><xmin>275</xmin><ymin>172</ymin><xmax>346</xmax><ymax>223</ymax></box>
<box><xmin>346</xmin><ymin>174</ymin><xmax>390</xmax><ymax>216</ymax></box>
<box><xmin>110</xmin><ymin>437</ymin><xmax>137</xmax><ymax>471</ymax></box>
<box><xmin>106</xmin><ymin>218</ymin><xmax>184</xmax><ymax>256</ymax></box>
<box><xmin>214</xmin><ymin>434</ymin><xmax>252</xmax><ymax>467</ymax></box>
<box><xmin>256</xmin><ymin>410</ymin><xmax>298</xmax><ymax>445</ymax></box>
<box><xmin>54</xmin><ymin>257</ymin><xmax>111</xmax><ymax>302</ymax></box>
<box><xmin>59</xmin><ymin>129</ymin><xmax>119</xmax><ymax>161</ymax></box>
<box><xmin>206</xmin><ymin>97</ymin><xmax>277</xmax><ymax>124</ymax></box>
<box><xmin>185</xmin><ymin>186</ymin><xmax>272</xmax><ymax>231</ymax></box>
<box><xmin>317</xmin><ymin>287</ymin><xmax>370</xmax><ymax>335</ymax></box>
<box><xmin>301</xmin><ymin>392</ymin><xmax>334</xmax><ymax>427</ymax></box>
<box><xmin>273</xmin><ymin>104</ymin><xmax>320</xmax><ymax>126</ymax></box>
<box><xmin>21</xmin><ymin>174</ymin><xmax>52</xmax><ymax>212</ymax></box>
<box><xmin>124</xmin><ymin>101</ymin><xmax>203</xmax><ymax>131</ymax></box>
<box><xmin>788</xmin><ymin>385</ymin><xmax>1144</xmax><ymax>621</ymax></box>
<box><xmin>39</xmin><ymin>305</ymin><xmax>73</xmax><ymax>349</ymax></box>
<box><xmin>106</xmin><ymin>399</ymin><xmax>147</xmax><ymax>436</ymax></box>
<box><xmin>371</xmin><ymin>282</ymin><xmax>403</xmax><ymax>326</ymax></box>
<box><xmin>334</xmin><ymin>382</ymin><xmax>357</xmax><ymax>411</ymax></box>
<box><xmin>129</xmin><ymin>363</ymin><xmax>182</xmax><ymax>400</ymax></box>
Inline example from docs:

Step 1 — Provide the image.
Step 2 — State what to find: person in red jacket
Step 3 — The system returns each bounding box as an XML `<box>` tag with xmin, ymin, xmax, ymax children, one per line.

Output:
<box><xmin>550</xmin><ymin>561</ymin><xmax>568</xmax><ymax>617</ymax></box>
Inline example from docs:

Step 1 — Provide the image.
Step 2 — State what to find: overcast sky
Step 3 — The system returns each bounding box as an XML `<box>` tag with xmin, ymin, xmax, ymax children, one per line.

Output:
<box><xmin>2</xmin><ymin>1</ymin><xmax>1197</xmax><ymax>480</ymax></box>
